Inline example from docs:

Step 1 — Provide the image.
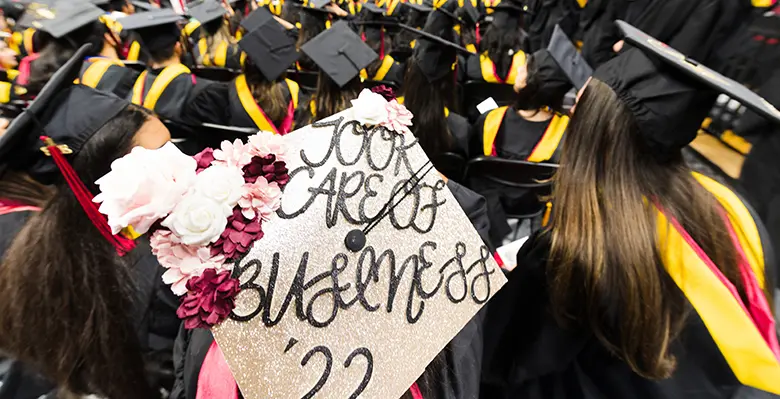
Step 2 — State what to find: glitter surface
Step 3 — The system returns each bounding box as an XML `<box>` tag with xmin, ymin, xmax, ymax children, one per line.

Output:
<box><xmin>213</xmin><ymin>110</ymin><xmax>507</xmax><ymax>399</ymax></box>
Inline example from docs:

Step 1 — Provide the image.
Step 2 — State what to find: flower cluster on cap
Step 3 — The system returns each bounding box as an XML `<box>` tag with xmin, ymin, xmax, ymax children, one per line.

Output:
<box><xmin>350</xmin><ymin>89</ymin><xmax>413</xmax><ymax>135</ymax></box>
<box><xmin>93</xmin><ymin>131</ymin><xmax>289</xmax><ymax>329</ymax></box>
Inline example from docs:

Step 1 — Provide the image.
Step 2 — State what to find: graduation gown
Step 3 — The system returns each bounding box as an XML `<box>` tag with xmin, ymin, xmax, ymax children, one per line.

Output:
<box><xmin>78</xmin><ymin>58</ymin><xmax>140</xmax><ymax>99</ymax></box>
<box><xmin>192</xmin><ymin>38</ymin><xmax>244</xmax><ymax>70</ymax></box>
<box><xmin>481</xmin><ymin>174</ymin><xmax>780</xmax><ymax>399</ymax></box>
<box><xmin>182</xmin><ymin>75</ymin><xmax>300</xmax><ymax>134</ymax></box>
<box><xmin>361</xmin><ymin>55</ymin><xmax>405</xmax><ymax>87</ymax></box>
<box><xmin>464</xmin><ymin>51</ymin><xmax>527</xmax><ymax>84</ymax></box>
<box><xmin>524</xmin><ymin>0</ymin><xmax>583</xmax><ymax>52</ymax></box>
<box><xmin>130</xmin><ymin>64</ymin><xmax>209</xmax><ymax>123</ymax></box>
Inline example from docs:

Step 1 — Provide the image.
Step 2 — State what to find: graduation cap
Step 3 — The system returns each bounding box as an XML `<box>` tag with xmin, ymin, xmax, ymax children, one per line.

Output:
<box><xmin>301</xmin><ymin>20</ymin><xmax>377</xmax><ymax>87</ymax></box>
<box><xmin>238</xmin><ymin>16</ymin><xmax>299</xmax><ymax>81</ymax></box>
<box><xmin>118</xmin><ymin>8</ymin><xmax>184</xmax><ymax>52</ymax></box>
<box><xmin>0</xmin><ymin>43</ymin><xmax>130</xmax><ymax>184</ymax></box>
<box><xmin>37</xmin><ymin>1</ymin><xmax>104</xmax><ymax>38</ymax></box>
<box><xmin>592</xmin><ymin>20</ymin><xmax>780</xmax><ymax>155</ymax></box>
<box><xmin>15</xmin><ymin>2</ymin><xmax>56</xmax><ymax>29</ymax></box>
<box><xmin>488</xmin><ymin>0</ymin><xmax>528</xmax><ymax>31</ymax></box>
<box><xmin>403</xmin><ymin>1</ymin><xmax>431</xmax><ymax>14</ymax></box>
<box><xmin>131</xmin><ymin>0</ymin><xmax>157</xmax><ymax>11</ymax></box>
<box><xmin>547</xmin><ymin>24</ymin><xmax>592</xmax><ymax>90</ymax></box>
<box><xmin>187</xmin><ymin>0</ymin><xmax>228</xmax><ymax>23</ymax></box>
<box><xmin>240</xmin><ymin>4</ymin><xmax>273</xmax><ymax>32</ymax></box>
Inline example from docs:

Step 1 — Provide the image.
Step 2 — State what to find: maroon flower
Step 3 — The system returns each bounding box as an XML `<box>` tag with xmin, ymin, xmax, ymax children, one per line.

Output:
<box><xmin>176</xmin><ymin>268</ymin><xmax>240</xmax><ymax>329</ymax></box>
<box><xmin>370</xmin><ymin>84</ymin><xmax>396</xmax><ymax>101</ymax></box>
<box><xmin>193</xmin><ymin>148</ymin><xmax>215</xmax><ymax>173</ymax></box>
<box><xmin>211</xmin><ymin>208</ymin><xmax>264</xmax><ymax>260</ymax></box>
<box><xmin>242</xmin><ymin>155</ymin><xmax>290</xmax><ymax>188</ymax></box>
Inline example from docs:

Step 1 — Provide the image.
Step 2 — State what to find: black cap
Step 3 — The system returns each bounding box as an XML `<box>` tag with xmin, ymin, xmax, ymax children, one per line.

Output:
<box><xmin>301</xmin><ymin>20</ymin><xmax>378</xmax><ymax>87</ymax></box>
<box><xmin>131</xmin><ymin>0</ymin><xmax>157</xmax><ymax>11</ymax></box>
<box><xmin>239</xmin><ymin>17</ymin><xmax>299</xmax><ymax>81</ymax></box>
<box><xmin>405</xmin><ymin>0</ymin><xmax>471</xmax><ymax>82</ymax></box>
<box><xmin>0</xmin><ymin>44</ymin><xmax>130</xmax><ymax>183</ymax></box>
<box><xmin>403</xmin><ymin>1</ymin><xmax>431</xmax><ymax>14</ymax></box>
<box><xmin>16</xmin><ymin>2</ymin><xmax>56</xmax><ymax>29</ymax></box>
<box><xmin>188</xmin><ymin>0</ymin><xmax>228</xmax><ymax>24</ymax></box>
<box><xmin>240</xmin><ymin>5</ymin><xmax>273</xmax><ymax>32</ymax></box>
<box><xmin>488</xmin><ymin>0</ymin><xmax>528</xmax><ymax>31</ymax></box>
<box><xmin>307</xmin><ymin>0</ymin><xmax>333</xmax><ymax>9</ymax></box>
<box><xmin>118</xmin><ymin>9</ymin><xmax>184</xmax><ymax>52</ymax></box>
<box><xmin>547</xmin><ymin>24</ymin><xmax>592</xmax><ymax>89</ymax></box>
<box><xmin>529</xmin><ymin>49</ymin><xmax>572</xmax><ymax>109</ymax></box>
<box><xmin>37</xmin><ymin>1</ymin><xmax>104</xmax><ymax>38</ymax></box>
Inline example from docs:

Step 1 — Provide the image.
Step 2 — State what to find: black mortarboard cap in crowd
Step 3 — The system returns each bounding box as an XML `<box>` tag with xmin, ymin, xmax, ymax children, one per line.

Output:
<box><xmin>239</xmin><ymin>17</ymin><xmax>299</xmax><ymax>81</ymax></box>
<box><xmin>594</xmin><ymin>20</ymin><xmax>780</xmax><ymax>155</ymax></box>
<box><xmin>488</xmin><ymin>0</ymin><xmax>527</xmax><ymax>31</ymax></box>
<box><xmin>547</xmin><ymin>24</ymin><xmax>592</xmax><ymax>89</ymax></box>
<box><xmin>131</xmin><ymin>0</ymin><xmax>157</xmax><ymax>11</ymax></box>
<box><xmin>188</xmin><ymin>0</ymin><xmax>228</xmax><ymax>23</ymax></box>
<box><xmin>0</xmin><ymin>44</ymin><xmax>130</xmax><ymax>183</ymax></box>
<box><xmin>301</xmin><ymin>20</ymin><xmax>377</xmax><ymax>87</ymax></box>
<box><xmin>37</xmin><ymin>1</ymin><xmax>103</xmax><ymax>38</ymax></box>
<box><xmin>240</xmin><ymin>5</ymin><xmax>273</xmax><ymax>32</ymax></box>
<box><xmin>403</xmin><ymin>1</ymin><xmax>431</xmax><ymax>14</ymax></box>
<box><xmin>531</xmin><ymin>49</ymin><xmax>572</xmax><ymax>105</ymax></box>
<box><xmin>15</xmin><ymin>3</ymin><xmax>55</xmax><ymax>29</ymax></box>
<box><xmin>118</xmin><ymin>9</ymin><xmax>184</xmax><ymax>52</ymax></box>
<box><xmin>307</xmin><ymin>0</ymin><xmax>333</xmax><ymax>9</ymax></box>
<box><xmin>406</xmin><ymin>0</ymin><xmax>471</xmax><ymax>82</ymax></box>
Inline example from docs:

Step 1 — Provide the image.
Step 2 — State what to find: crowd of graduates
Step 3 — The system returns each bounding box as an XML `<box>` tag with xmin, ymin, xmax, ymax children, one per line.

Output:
<box><xmin>0</xmin><ymin>0</ymin><xmax>779</xmax><ymax>398</ymax></box>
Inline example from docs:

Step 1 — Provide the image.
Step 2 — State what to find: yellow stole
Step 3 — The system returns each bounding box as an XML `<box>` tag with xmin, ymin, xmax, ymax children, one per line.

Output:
<box><xmin>126</xmin><ymin>41</ymin><xmax>141</xmax><ymax>62</ymax></box>
<box><xmin>80</xmin><ymin>58</ymin><xmax>124</xmax><ymax>88</ymax></box>
<box><xmin>235</xmin><ymin>75</ymin><xmax>300</xmax><ymax>133</ymax></box>
<box><xmin>198</xmin><ymin>39</ymin><xmax>230</xmax><ymax>67</ymax></box>
<box><xmin>482</xmin><ymin>106</ymin><xmax>568</xmax><ymax>160</ymax></box>
<box><xmin>131</xmin><ymin>64</ymin><xmax>191</xmax><ymax>110</ymax></box>
<box><xmin>480</xmin><ymin>51</ymin><xmax>525</xmax><ymax>84</ymax></box>
<box><xmin>359</xmin><ymin>55</ymin><xmax>396</xmax><ymax>81</ymax></box>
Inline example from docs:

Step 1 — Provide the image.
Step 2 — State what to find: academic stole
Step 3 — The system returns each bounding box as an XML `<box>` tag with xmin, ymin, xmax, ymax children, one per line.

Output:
<box><xmin>235</xmin><ymin>74</ymin><xmax>298</xmax><ymax>135</ymax></box>
<box><xmin>479</xmin><ymin>51</ymin><xmax>525</xmax><ymax>84</ymax></box>
<box><xmin>657</xmin><ymin>173</ymin><xmax>780</xmax><ymax>394</ymax></box>
<box><xmin>131</xmin><ymin>64</ymin><xmax>191</xmax><ymax>111</ymax></box>
<box><xmin>482</xmin><ymin>106</ymin><xmax>569</xmax><ymax>161</ymax></box>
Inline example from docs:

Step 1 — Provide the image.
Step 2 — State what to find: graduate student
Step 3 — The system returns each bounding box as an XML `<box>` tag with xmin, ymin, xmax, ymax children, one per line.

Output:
<box><xmin>188</xmin><ymin>0</ymin><xmax>243</xmax><ymax>69</ymax></box>
<box><xmin>183</xmin><ymin>8</ymin><xmax>301</xmax><ymax>134</ymax></box>
<box><xmin>481</xmin><ymin>21</ymin><xmax>780</xmax><ymax>398</ymax></box>
<box><xmin>78</xmin><ymin>14</ymin><xmax>142</xmax><ymax>99</ymax></box>
<box><xmin>294</xmin><ymin>0</ymin><xmax>345</xmax><ymax>72</ymax></box>
<box><xmin>397</xmin><ymin>0</ymin><xmax>471</xmax><ymax>162</ymax></box>
<box><xmin>122</xmin><ymin>8</ymin><xmax>208</xmax><ymax>123</ymax></box>
<box><xmin>0</xmin><ymin>45</ymin><xmax>179</xmax><ymax>399</ymax></box>
<box><xmin>464</xmin><ymin>0</ymin><xmax>527</xmax><ymax>84</ymax></box>
<box><xmin>295</xmin><ymin>20</ymin><xmax>376</xmax><ymax>126</ymax></box>
<box><xmin>357</xmin><ymin>2</ymin><xmax>404</xmax><ymax>86</ymax></box>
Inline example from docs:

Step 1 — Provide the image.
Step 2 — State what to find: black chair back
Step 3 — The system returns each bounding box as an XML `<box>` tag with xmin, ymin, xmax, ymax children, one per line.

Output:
<box><xmin>461</xmin><ymin>81</ymin><xmax>517</xmax><ymax>123</ymax></box>
<box><xmin>123</xmin><ymin>61</ymin><xmax>148</xmax><ymax>73</ymax></box>
<box><xmin>191</xmin><ymin>67</ymin><xmax>240</xmax><ymax>82</ymax></box>
<box><xmin>433</xmin><ymin>152</ymin><xmax>467</xmax><ymax>183</ymax></box>
<box><xmin>286</xmin><ymin>69</ymin><xmax>319</xmax><ymax>93</ymax></box>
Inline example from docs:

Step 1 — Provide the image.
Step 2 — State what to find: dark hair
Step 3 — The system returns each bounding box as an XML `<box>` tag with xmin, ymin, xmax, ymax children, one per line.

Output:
<box><xmin>513</xmin><ymin>53</ymin><xmax>566</xmax><ymax>113</ymax></box>
<box><xmin>295</xmin><ymin>14</ymin><xmax>327</xmax><ymax>72</ymax></box>
<box><xmin>401</xmin><ymin>59</ymin><xmax>456</xmax><ymax>158</ymax></box>
<box><xmin>308</xmin><ymin>73</ymin><xmax>361</xmax><ymax>123</ymax></box>
<box><xmin>0</xmin><ymin>170</ymin><xmax>54</xmax><ymax>208</ymax></box>
<box><xmin>28</xmin><ymin>21</ymin><xmax>106</xmax><ymax>93</ymax></box>
<box><xmin>244</xmin><ymin>57</ymin><xmax>289</xmax><ymax>128</ymax></box>
<box><xmin>0</xmin><ymin>106</ymin><xmax>156</xmax><ymax>398</ymax></box>
<box><xmin>548</xmin><ymin>79</ymin><xmax>758</xmax><ymax>380</ymax></box>
<box><xmin>478</xmin><ymin>23</ymin><xmax>525</xmax><ymax>78</ymax></box>
<box><xmin>281</xmin><ymin>2</ymin><xmax>301</xmax><ymax>26</ymax></box>
<box><xmin>395</xmin><ymin>10</ymin><xmax>427</xmax><ymax>48</ymax></box>
<box><xmin>360</xmin><ymin>27</ymin><xmax>392</xmax><ymax>78</ymax></box>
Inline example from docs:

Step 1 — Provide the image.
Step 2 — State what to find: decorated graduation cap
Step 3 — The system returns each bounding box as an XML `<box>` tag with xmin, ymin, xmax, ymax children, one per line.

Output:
<box><xmin>37</xmin><ymin>1</ymin><xmax>103</xmax><ymax>38</ymax></box>
<box><xmin>238</xmin><ymin>14</ymin><xmax>298</xmax><ymax>81</ymax></box>
<box><xmin>301</xmin><ymin>20</ymin><xmax>378</xmax><ymax>87</ymax></box>
<box><xmin>0</xmin><ymin>43</ymin><xmax>135</xmax><ymax>254</ymax></box>
<box><xmin>118</xmin><ymin>8</ymin><xmax>184</xmax><ymax>53</ymax></box>
<box><xmin>187</xmin><ymin>0</ymin><xmax>228</xmax><ymax>24</ymax></box>
<box><xmin>594</xmin><ymin>20</ymin><xmax>780</xmax><ymax>155</ymax></box>
<box><xmin>546</xmin><ymin>24</ymin><xmax>592</xmax><ymax>90</ymax></box>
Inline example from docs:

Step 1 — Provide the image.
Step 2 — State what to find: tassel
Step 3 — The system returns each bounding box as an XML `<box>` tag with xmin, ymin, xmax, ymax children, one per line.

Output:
<box><xmin>410</xmin><ymin>382</ymin><xmax>424</xmax><ymax>399</ymax></box>
<box><xmin>476</xmin><ymin>22</ymin><xmax>481</xmax><ymax>47</ymax></box>
<box><xmin>380</xmin><ymin>28</ymin><xmax>385</xmax><ymax>60</ymax></box>
<box><xmin>40</xmin><ymin>136</ymin><xmax>136</xmax><ymax>256</ymax></box>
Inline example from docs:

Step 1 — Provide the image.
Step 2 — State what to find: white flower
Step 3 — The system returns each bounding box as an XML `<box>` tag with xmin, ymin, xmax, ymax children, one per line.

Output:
<box><xmin>161</xmin><ymin>192</ymin><xmax>232</xmax><ymax>246</ymax></box>
<box><xmin>247</xmin><ymin>130</ymin><xmax>287</xmax><ymax>161</ymax></box>
<box><xmin>212</xmin><ymin>139</ymin><xmax>253</xmax><ymax>169</ymax></box>
<box><xmin>192</xmin><ymin>165</ymin><xmax>246</xmax><ymax>210</ymax></box>
<box><xmin>350</xmin><ymin>89</ymin><xmax>389</xmax><ymax>126</ymax></box>
<box><xmin>94</xmin><ymin>142</ymin><xmax>197</xmax><ymax>235</ymax></box>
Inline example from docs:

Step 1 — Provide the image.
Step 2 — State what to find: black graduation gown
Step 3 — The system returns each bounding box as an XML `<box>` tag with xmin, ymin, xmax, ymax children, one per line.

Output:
<box><xmin>365</xmin><ymin>55</ymin><xmax>405</xmax><ymax>88</ymax></box>
<box><xmin>192</xmin><ymin>40</ymin><xmax>244</xmax><ymax>70</ymax></box>
<box><xmin>524</xmin><ymin>0</ymin><xmax>582</xmax><ymax>52</ymax></box>
<box><xmin>169</xmin><ymin>180</ymin><xmax>492</xmax><ymax>399</ymax></box>
<box><xmin>129</xmin><ymin>66</ymin><xmax>211</xmax><ymax>123</ymax></box>
<box><xmin>78</xmin><ymin>58</ymin><xmax>140</xmax><ymax>99</ymax></box>
<box><xmin>481</xmin><ymin>229</ymin><xmax>780</xmax><ymax>399</ymax></box>
<box><xmin>464</xmin><ymin>51</ymin><xmax>525</xmax><ymax>84</ymax></box>
<box><xmin>448</xmin><ymin>111</ymin><xmax>471</xmax><ymax>159</ymax></box>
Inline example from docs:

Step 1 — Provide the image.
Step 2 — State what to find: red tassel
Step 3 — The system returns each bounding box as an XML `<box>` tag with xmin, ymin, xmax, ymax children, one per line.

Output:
<box><xmin>380</xmin><ymin>28</ymin><xmax>385</xmax><ymax>60</ymax></box>
<box><xmin>410</xmin><ymin>382</ymin><xmax>424</xmax><ymax>399</ymax></box>
<box><xmin>476</xmin><ymin>22</ymin><xmax>481</xmax><ymax>47</ymax></box>
<box><xmin>40</xmin><ymin>136</ymin><xmax>136</xmax><ymax>256</ymax></box>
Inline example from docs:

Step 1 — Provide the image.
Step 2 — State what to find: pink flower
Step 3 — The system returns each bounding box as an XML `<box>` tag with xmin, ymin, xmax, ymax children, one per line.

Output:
<box><xmin>193</xmin><ymin>148</ymin><xmax>215</xmax><ymax>173</ymax></box>
<box><xmin>212</xmin><ymin>139</ymin><xmax>253</xmax><ymax>169</ymax></box>
<box><xmin>176</xmin><ymin>269</ymin><xmax>240</xmax><ymax>329</ymax></box>
<box><xmin>247</xmin><ymin>131</ymin><xmax>287</xmax><ymax>161</ymax></box>
<box><xmin>370</xmin><ymin>84</ymin><xmax>396</xmax><ymax>101</ymax></box>
<box><xmin>242</xmin><ymin>155</ymin><xmax>290</xmax><ymax>187</ymax></box>
<box><xmin>211</xmin><ymin>208</ymin><xmax>264</xmax><ymax>260</ymax></box>
<box><xmin>151</xmin><ymin>230</ymin><xmax>228</xmax><ymax>296</ymax></box>
<box><xmin>381</xmin><ymin>100</ymin><xmax>413</xmax><ymax>135</ymax></box>
<box><xmin>239</xmin><ymin>176</ymin><xmax>282</xmax><ymax>220</ymax></box>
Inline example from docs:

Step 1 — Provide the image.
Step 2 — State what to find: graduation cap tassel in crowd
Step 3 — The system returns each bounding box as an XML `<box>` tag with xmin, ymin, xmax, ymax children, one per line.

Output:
<box><xmin>38</xmin><ymin>136</ymin><xmax>136</xmax><ymax>256</ymax></box>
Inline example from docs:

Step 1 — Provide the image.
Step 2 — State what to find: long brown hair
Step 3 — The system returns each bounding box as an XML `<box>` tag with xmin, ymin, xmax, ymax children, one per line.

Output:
<box><xmin>312</xmin><ymin>74</ymin><xmax>361</xmax><ymax>121</ymax></box>
<box><xmin>0</xmin><ymin>106</ymin><xmax>155</xmax><ymax>398</ymax></box>
<box><xmin>0</xmin><ymin>170</ymin><xmax>54</xmax><ymax>207</ymax></box>
<box><xmin>244</xmin><ymin>57</ymin><xmax>289</xmax><ymax>128</ymax></box>
<box><xmin>548</xmin><ymin>79</ymin><xmax>760</xmax><ymax>380</ymax></box>
<box><xmin>198</xmin><ymin>18</ymin><xmax>237</xmax><ymax>66</ymax></box>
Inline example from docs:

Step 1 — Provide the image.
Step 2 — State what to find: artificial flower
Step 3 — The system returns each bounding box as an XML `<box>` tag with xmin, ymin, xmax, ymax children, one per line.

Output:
<box><xmin>176</xmin><ymin>268</ymin><xmax>240</xmax><ymax>329</ymax></box>
<box><xmin>381</xmin><ymin>99</ymin><xmax>414</xmax><ymax>135</ymax></box>
<box><xmin>350</xmin><ymin>89</ymin><xmax>389</xmax><ymax>126</ymax></box>
<box><xmin>247</xmin><ymin>131</ymin><xmax>287</xmax><ymax>161</ymax></box>
<box><xmin>370</xmin><ymin>84</ymin><xmax>396</xmax><ymax>101</ymax></box>
<box><xmin>193</xmin><ymin>148</ymin><xmax>215</xmax><ymax>173</ymax></box>
<box><xmin>238</xmin><ymin>176</ymin><xmax>282</xmax><ymax>220</ymax></box>
<box><xmin>211</xmin><ymin>208</ymin><xmax>264</xmax><ymax>260</ymax></box>
<box><xmin>212</xmin><ymin>139</ymin><xmax>253</xmax><ymax>169</ymax></box>
<box><xmin>161</xmin><ymin>192</ymin><xmax>232</xmax><ymax>246</ymax></box>
<box><xmin>151</xmin><ymin>230</ymin><xmax>228</xmax><ymax>296</ymax></box>
<box><xmin>242</xmin><ymin>155</ymin><xmax>290</xmax><ymax>187</ymax></box>
<box><xmin>192</xmin><ymin>165</ymin><xmax>246</xmax><ymax>210</ymax></box>
<box><xmin>94</xmin><ymin>142</ymin><xmax>197</xmax><ymax>235</ymax></box>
